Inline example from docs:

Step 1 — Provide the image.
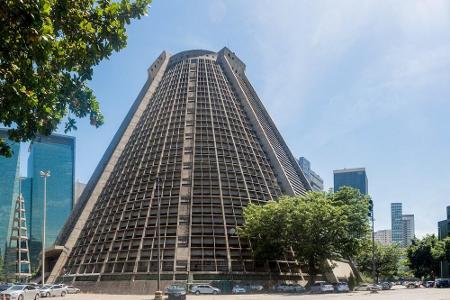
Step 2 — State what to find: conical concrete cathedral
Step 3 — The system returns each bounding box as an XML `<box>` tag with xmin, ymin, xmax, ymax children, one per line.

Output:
<box><xmin>48</xmin><ymin>48</ymin><xmax>314</xmax><ymax>292</ymax></box>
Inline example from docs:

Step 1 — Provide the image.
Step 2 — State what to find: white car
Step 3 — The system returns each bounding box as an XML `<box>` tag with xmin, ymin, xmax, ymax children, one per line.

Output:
<box><xmin>191</xmin><ymin>285</ymin><xmax>220</xmax><ymax>295</ymax></box>
<box><xmin>232</xmin><ymin>286</ymin><xmax>247</xmax><ymax>293</ymax></box>
<box><xmin>0</xmin><ymin>284</ymin><xmax>40</xmax><ymax>300</ymax></box>
<box><xmin>39</xmin><ymin>284</ymin><xmax>67</xmax><ymax>297</ymax></box>
<box><xmin>64</xmin><ymin>285</ymin><xmax>80</xmax><ymax>294</ymax></box>
<box><xmin>310</xmin><ymin>281</ymin><xmax>334</xmax><ymax>293</ymax></box>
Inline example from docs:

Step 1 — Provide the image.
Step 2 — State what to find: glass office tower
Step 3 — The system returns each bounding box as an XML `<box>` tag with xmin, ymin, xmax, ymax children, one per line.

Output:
<box><xmin>298</xmin><ymin>157</ymin><xmax>324</xmax><ymax>191</ymax></box>
<box><xmin>391</xmin><ymin>203</ymin><xmax>403</xmax><ymax>245</ymax></box>
<box><xmin>28</xmin><ymin>134</ymin><xmax>75</xmax><ymax>267</ymax></box>
<box><xmin>333</xmin><ymin>168</ymin><xmax>368</xmax><ymax>194</ymax></box>
<box><xmin>0</xmin><ymin>129</ymin><xmax>20</xmax><ymax>261</ymax></box>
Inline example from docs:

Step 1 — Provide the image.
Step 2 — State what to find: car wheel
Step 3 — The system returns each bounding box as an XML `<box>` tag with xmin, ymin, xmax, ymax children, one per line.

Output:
<box><xmin>46</xmin><ymin>292</ymin><xmax>51</xmax><ymax>297</ymax></box>
<box><xmin>35</xmin><ymin>294</ymin><xmax>40</xmax><ymax>300</ymax></box>
<box><xmin>18</xmin><ymin>295</ymin><xmax>24</xmax><ymax>300</ymax></box>
<box><xmin>61</xmin><ymin>291</ymin><xmax>66</xmax><ymax>297</ymax></box>
<box><xmin>213</xmin><ymin>291</ymin><xmax>218</xmax><ymax>294</ymax></box>
<box><xmin>195</xmin><ymin>291</ymin><xmax>200</xmax><ymax>295</ymax></box>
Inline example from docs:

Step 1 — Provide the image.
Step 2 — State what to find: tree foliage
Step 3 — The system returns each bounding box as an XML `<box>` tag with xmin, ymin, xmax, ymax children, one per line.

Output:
<box><xmin>407</xmin><ymin>235</ymin><xmax>445</xmax><ymax>279</ymax></box>
<box><xmin>0</xmin><ymin>0</ymin><xmax>151</xmax><ymax>157</ymax></box>
<box><xmin>239</xmin><ymin>187</ymin><xmax>371</xmax><ymax>284</ymax></box>
<box><xmin>355</xmin><ymin>242</ymin><xmax>403</xmax><ymax>282</ymax></box>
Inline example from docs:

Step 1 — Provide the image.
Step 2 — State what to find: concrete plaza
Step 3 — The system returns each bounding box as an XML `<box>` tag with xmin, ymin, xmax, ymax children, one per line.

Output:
<box><xmin>62</xmin><ymin>286</ymin><xmax>450</xmax><ymax>300</ymax></box>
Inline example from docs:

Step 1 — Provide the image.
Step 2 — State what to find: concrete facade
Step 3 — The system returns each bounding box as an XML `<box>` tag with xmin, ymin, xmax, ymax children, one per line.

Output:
<box><xmin>374</xmin><ymin>230</ymin><xmax>392</xmax><ymax>245</ymax></box>
<box><xmin>401</xmin><ymin>214</ymin><xmax>415</xmax><ymax>247</ymax></box>
<box><xmin>47</xmin><ymin>49</ymin><xmax>318</xmax><ymax>292</ymax></box>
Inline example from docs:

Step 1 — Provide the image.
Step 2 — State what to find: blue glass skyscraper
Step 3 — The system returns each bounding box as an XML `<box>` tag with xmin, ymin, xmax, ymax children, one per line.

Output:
<box><xmin>28</xmin><ymin>134</ymin><xmax>75</xmax><ymax>267</ymax></box>
<box><xmin>391</xmin><ymin>203</ymin><xmax>403</xmax><ymax>245</ymax></box>
<box><xmin>0</xmin><ymin>130</ymin><xmax>20</xmax><ymax>261</ymax></box>
<box><xmin>333</xmin><ymin>168</ymin><xmax>368</xmax><ymax>194</ymax></box>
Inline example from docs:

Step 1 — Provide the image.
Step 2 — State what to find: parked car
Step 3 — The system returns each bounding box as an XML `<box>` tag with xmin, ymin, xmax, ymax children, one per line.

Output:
<box><xmin>0</xmin><ymin>283</ymin><xmax>13</xmax><ymax>292</ymax></box>
<box><xmin>406</xmin><ymin>281</ymin><xmax>420</xmax><ymax>288</ymax></box>
<box><xmin>333</xmin><ymin>282</ymin><xmax>350</xmax><ymax>293</ymax></box>
<box><xmin>0</xmin><ymin>284</ymin><xmax>40</xmax><ymax>300</ymax></box>
<box><xmin>355</xmin><ymin>284</ymin><xmax>382</xmax><ymax>291</ymax></box>
<box><xmin>246</xmin><ymin>284</ymin><xmax>264</xmax><ymax>292</ymax></box>
<box><xmin>425</xmin><ymin>281</ymin><xmax>435</xmax><ymax>288</ymax></box>
<box><xmin>436</xmin><ymin>278</ymin><xmax>450</xmax><ymax>288</ymax></box>
<box><xmin>165</xmin><ymin>285</ymin><xmax>187</xmax><ymax>300</ymax></box>
<box><xmin>191</xmin><ymin>285</ymin><xmax>220</xmax><ymax>295</ymax></box>
<box><xmin>274</xmin><ymin>283</ymin><xmax>306</xmax><ymax>293</ymax></box>
<box><xmin>40</xmin><ymin>284</ymin><xmax>67</xmax><ymax>297</ymax></box>
<box><xmin>64</xmin><ymin>285</ymin><xmax>80</xmax><ymax>294</ymax></box>
<box><xmin>232</xmin><ymin>286</ymin><xmax>247</xmax><ymax>294</ymax></box>
<box><xmin>381</xmin><ymin>282</ymin><xmax>392</xmax><ymax>290</ymax></box>
<box><xmin>310</xmin><ymin>281</ymin><xmax>334</xmax><ymax>294</ymax></box>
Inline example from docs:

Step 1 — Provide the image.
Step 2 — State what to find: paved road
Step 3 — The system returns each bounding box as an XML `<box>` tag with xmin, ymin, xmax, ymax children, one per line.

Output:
<box><xmin>62</xmin><ymin>287</ymin><xmax>450</xmax><ymax>300</ymax></box>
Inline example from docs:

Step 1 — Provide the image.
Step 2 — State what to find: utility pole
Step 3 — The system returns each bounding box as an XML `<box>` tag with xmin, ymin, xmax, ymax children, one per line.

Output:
<box><xmin>40</xmin><ymin>170</ymin><xmax>50</xmax><ymax>285</ymax></box>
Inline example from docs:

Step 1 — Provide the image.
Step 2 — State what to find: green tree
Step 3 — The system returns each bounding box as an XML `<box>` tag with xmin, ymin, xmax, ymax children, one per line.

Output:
<box><xmin>0</xmin><ymin>0</ymin><xmax>151</xmax><ymax>157</ymax></box>
<box><xmin>239</xmin><ymin>188</ymin><xmax>371</xmax><ymax>285</ymax></box>
<box><xmin>407</xmin><ymin>235</ymin><xmax>445</xmax><ymax>279</ymax></box>
<box><xmin>356</xmin><ymin>242</ymin><xmax>403</xmax><ymax>282</ymax></box>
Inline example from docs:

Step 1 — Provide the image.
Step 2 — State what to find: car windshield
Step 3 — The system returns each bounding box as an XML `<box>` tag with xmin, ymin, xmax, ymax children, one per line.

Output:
<box><xmin>42</xmin><ymin>285</ymin><xmax>52</xmax><ymax>289</ymax></box>
<box><xmin>9</xmin><ymin>285</ymin><xmax>25</xmax><ymax>291</ymax></box>
<box><xmin>168</xmin><ymin>286</ymin><xmax>184</xmax><ymax>291</ymax></box>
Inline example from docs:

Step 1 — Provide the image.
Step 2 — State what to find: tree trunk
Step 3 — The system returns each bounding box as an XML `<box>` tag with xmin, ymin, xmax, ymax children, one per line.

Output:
<box><xmin>308</xmin><ymin>258</ymin><xmax>317</xmax><ymax>287</ymax></box>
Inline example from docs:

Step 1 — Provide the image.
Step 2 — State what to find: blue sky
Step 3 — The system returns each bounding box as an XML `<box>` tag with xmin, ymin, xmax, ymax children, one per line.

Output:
<box><xmin>20</xmin><ymin>0</ymin><xmax>450</xmax><ymax>236</ymax></box>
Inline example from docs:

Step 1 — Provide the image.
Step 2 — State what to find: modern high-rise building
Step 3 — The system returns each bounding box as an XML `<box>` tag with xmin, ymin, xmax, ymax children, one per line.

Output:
<box><xmin>374</xmin><ymin>229</ymin><xmax>392</xmax><ymax>245</ymax></box>
<box><xmin>298</xmin><ymin>157</ymin><xmax>323</xmax><ymax>191</ymax></box>
<box><xmin>438</xmin><ymin>206</ymin><xmax>450</xmax><ymax>240</ymax></box>
<box><xmin>28</xmin><ymin>134</ymin><xmax>75</xmax><ymax>267</ymax></box>
<box><xmin>401</xmin><ymin>214</ymin><xmax>415</xmax><ymax>247</ymax></box>
<box><xmin>438</xmin><ymin>206</ymin><xmax>450</xmax><ymax>277</ymax></box>
<box><xmin>391</xmin><ymin>203</ymin><xmax>415</xmax><ymax>247</ymax></box>
<box><xmin>391</xmin><ymin>203</ymin><xmax>403</xmax><ymax>245</ymax></box>
<box><xmin>0</xmin><ymin>130</ymin><xmax>20</xmax><ymax>264</ymax></box>
<box><xmin>44</xmin><ymin>48</ymin><xmax>346</xmax><ymax>293</ymax></box>
<box><xmin>333</xmin><ymin>168</ymin><xmax>368</xmax><ymax>194</ymax></box>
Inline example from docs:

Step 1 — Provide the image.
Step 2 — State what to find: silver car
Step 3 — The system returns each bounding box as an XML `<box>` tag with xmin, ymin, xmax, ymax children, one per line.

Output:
<box><xmin>310</xmin><ymin>281</ymin><xmax>334</xmax><ymax>293</ymax></box>
<box><xmin>39</xmin><ymin>284</ymin><xmax>67</xmax><ymax>297</ymax></box>
<box><xmin>63</xmin><ymin>285</ymin><xmax>80</xmax><ymax>294</ymax></box>
<box><xmin>0</xmin><ymin>284</ymin><xmax>40</xmax><ymax>300</ymax></box>
<box><xmin>191</xmin><ymin>285</ymin><xmax>220</xmax><ymax>295</ymax></box>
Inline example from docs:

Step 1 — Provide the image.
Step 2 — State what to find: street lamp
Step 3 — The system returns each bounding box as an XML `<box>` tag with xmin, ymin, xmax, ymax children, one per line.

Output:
<box><xmin>369</xmin><ymin>199</ymin><xmax>376</xmax><ymax>284</ymax></box>
<box><xmin>40</xmin><ymin>170</ymin><xmax>50</xmax><ymax>285</ymax></box>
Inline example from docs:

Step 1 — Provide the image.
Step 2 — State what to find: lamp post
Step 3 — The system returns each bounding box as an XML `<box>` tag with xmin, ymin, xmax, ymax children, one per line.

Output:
<box><xmin>369</xmin><ymin>199</ymin><xmax>376</xmax><ymax>284</ymax></box>
<box><xmin>40</xmin><ymin>170</ymin><xmax>50</xmax><ymax>285</ymax></box>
